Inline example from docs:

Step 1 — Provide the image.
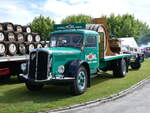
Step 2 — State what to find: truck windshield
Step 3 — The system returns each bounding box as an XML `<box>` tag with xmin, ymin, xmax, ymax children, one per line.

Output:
<box><xmin>50</xmin><ymin>33</ymin><xmax>83</xmax><ymax>48</ymax></box>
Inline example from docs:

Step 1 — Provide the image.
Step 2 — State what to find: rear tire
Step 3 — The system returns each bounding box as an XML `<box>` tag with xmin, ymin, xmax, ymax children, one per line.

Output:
<box><xmin>71</xmin><ymin>66</ymin><xmax>88</xmax><ymax>95</ymax></box>
<box><xmin>25</xmin><ymin>82</ymin><xmax>44</xmax><ymax>91</ymax></box>
<box><xmin>0</xmin><ymin>74</ymin><xmax>11</xmax><ymax>81</ymax></box>
<box><xmin>130</xmin><ymin>62</ymin><xmax>141</xmax><ymax>70</ymax></box>
<box><xmin>113</xmin><ymin>58</ymin><xmax>127</xmax><ymax>78</ymax></box>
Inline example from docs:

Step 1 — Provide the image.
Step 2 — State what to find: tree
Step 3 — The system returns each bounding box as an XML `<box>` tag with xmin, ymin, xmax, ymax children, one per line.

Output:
<box><xmin>138</xmin><ymin>34</ymin><xmax>150</xmax><ymax>45</ymax></box>
<box><xmin>102</xmin><ymin>14</ymin><xmax>150</xmax><ymax>42</ymax></box>
<box><xmin>61</xmin><ymin>14</ymin><xmax>92</xmax><ymax>24</ymax></box>
<box><xmin>29</xmin><ymin>15</ymin><xmax>55</xmax><ymax>40</ymax></box>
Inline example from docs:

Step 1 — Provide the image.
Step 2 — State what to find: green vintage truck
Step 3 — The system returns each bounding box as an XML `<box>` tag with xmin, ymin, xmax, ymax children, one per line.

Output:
<box><xmin>20</xmin><ymin>23</ymin><xmax>132</xmax><ymax>95</ymax></box>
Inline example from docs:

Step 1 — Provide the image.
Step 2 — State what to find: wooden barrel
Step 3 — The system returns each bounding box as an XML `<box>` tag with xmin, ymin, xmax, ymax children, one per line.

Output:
<box><xmin>14</xmin><ymin>25</ymin><xmax>23</xmax><ymax>32</ymax></box>
<box><xmin>8</xmin><ymin>43</ymin><xmax>17</xmax><ymax>55</ymax></box>
<box><xmin>27</xmin><ymin>43</ymin><xmax>35</xmax><ymax>53</ymax></box>
<box><xmin>15</xmin><ymin>32</ymin><xmax>24</xmax><ymax>42</ymax></box>
<box><xmin>0</xmin><ymin>43</ymin><xmax>6</xmax><ymax>56</ymax></box>
<box><xmin>0</xmin><ymin>31</ymin><xmax>5</xmax><ymax>42</ymax></box>
<box><xmin>0</xmin><ymin>23</ymin><xmax>3</xmax><ymax>31</ymax></box>
<box><xmin>32</xmin><ymin>33</ymin><xmax>41</xmax><ymax>42</ymax></box>
<box><xmin>18</xmin><ymin>43</ymin><xmax>26</xmax><ymax>55</ymax></box>
<box><xmin>37</xmin><ymin>43</ymin><xmax>43</xmax><ymax>48</ymax></box>
<box><xmin>24</xmin><ymin>33</ymin><xmax>33</xmax><ymax>42</ymax></box>
<box><xmin>3</xmin><ymin>22</ymin><xmax>14</xmax><ymax>31</ymax></box>
<box><xmin>22</xmin><ymin>26</ymin><xmax>32</xmax><ymax>33</ymax></box>
<box><xmin>4</xmin><ymin>31</ymin><xmax>16</xmax><ymax>42</ymax></box>
<box><xmin>44</xmin><ymin>41</ymin><xmax>49</xmax><ymax>48</ymax></box>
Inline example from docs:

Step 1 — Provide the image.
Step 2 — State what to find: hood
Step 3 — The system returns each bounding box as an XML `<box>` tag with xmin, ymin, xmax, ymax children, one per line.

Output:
<box><xmin>36</xmin><ymin>47</ymin><xmax>81</xmax><ymax>55</ymax></box>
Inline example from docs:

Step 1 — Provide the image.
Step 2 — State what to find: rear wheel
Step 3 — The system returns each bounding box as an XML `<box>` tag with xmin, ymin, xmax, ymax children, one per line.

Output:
<box><xmin>25</xmin><ymin>82</ymin><xmax>44</xmax><ymax>91</ymax></box>
<box><xmin>130</xmin><ymin>62</ymin><xmax>141</xmax><ymax>70</ymax></box>
<box><xmin>0</xmin><ymin>75</ymin><xmax>11</xmax><ymax>81</ymax></box>
<box><xmin>71</xmin><ymin>66</ymin><xmax>88</xmax><ymax>95</ymax></box>
<box><xmin>113</xmin><ymin>58</ymin><xmax>127</xmax><ymax>77</ymax></box>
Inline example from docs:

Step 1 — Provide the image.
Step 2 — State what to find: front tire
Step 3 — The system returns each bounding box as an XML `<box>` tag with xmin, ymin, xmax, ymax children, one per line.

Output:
<box><xmin>71</xmin><ymin>66</ymin><xmax>88</xmax><ymax>95</ymax></box>
<box><xmin>25</xmin><ymin>82</ymin><xmax>44</xmax><ymax>91</ymax></box>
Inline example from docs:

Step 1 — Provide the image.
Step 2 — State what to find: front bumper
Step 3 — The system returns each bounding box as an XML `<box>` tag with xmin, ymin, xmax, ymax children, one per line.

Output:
<box><xmin>20</xmin><ymin>74</ymin><xmax>75</xmax><ymax>84</ymax></box>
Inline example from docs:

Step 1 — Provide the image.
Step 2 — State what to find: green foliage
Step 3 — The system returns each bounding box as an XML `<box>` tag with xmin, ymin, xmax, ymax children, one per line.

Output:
<box><xmin>61</xmin><ymin>14</ymin><xmax>92</xmax><ymax>24</ymax></box>
<box><xmin>29</xmin><ymin>14</ymin><xmax>150</xmax><ymax>44</ymax></box>
<box><xmin>29</xmin><ymin>15</ymin><xmax>55</xmax><ymax>40</ymax></box>
<box><xmin>138</xmin><ymin>34</ymin><xmax>150</xmax><ymax>45</ymax></box>
<box><xmin>102</xmin><ymin>14</ymin><xmax>150</xmax><ymax>42</ymax></box>
<box><xmin>61</xmin><ymin>13</ymin><xmax>150</xmax><ymax>44</ymax></box>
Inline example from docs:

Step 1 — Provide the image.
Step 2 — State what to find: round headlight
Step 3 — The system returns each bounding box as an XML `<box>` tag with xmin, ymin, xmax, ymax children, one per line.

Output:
<box><xmin>58</xmin><ymin>65</ymin><xmax>65</xmax><ymax>73</ymax></box>
<box><xmin>21</xmin><ymin>63</ymin><xmax>27</xmax><ymax>72</ymax></box>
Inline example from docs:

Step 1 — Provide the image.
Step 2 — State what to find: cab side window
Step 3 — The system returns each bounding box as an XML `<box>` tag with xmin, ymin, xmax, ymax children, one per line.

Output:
<box><xmin>86</xmin><ymin>36</ymin><xmax>96</xmax><ymax>47</ymax></box>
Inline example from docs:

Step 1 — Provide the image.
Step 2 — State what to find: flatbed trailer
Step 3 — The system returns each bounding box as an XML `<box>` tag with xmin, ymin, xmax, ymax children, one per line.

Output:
<box><xmin>0</xmin><ymin>55</ymin><xmax>29</xmax><ymax>80</ymax></box>
<box><xmin>0</xmin><ymin>55</ymin><xmax>29</xmax><ymax>62</ymax></box>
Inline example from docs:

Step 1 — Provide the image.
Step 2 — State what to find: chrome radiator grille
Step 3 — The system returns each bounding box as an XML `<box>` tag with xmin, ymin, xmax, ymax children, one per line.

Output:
<box><xmin>28</xmin><ymin>50</ymin><xmax>50</xmax><ymax>80</ymax></box>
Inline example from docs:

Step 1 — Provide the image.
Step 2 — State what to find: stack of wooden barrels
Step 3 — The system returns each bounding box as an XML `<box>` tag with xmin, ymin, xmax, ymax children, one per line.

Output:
<box><xmin>0</xmin><ymin>22</ymin><xmax>49</xmax><ymax>56</ymax></box>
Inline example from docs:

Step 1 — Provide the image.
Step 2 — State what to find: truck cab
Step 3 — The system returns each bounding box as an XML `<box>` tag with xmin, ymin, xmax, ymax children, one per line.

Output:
<box><xmin>20</xmin><ymin>24</ymin><xmax>131</xmax><ymax>95</ymax></box>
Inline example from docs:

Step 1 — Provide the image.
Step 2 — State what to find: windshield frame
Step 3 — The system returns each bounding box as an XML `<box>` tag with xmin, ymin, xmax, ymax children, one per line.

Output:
<box><xmin>49</xmin><ymin>33</ymin><xmax>84</xmax><ymax>49</ymax></box>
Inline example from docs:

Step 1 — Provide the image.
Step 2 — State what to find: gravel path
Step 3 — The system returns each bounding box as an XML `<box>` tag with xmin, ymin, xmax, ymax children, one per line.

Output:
<box><xmin>60</xmin><ymin>79</ymin><xmax>150</xmax><ymax>113</ymax></box>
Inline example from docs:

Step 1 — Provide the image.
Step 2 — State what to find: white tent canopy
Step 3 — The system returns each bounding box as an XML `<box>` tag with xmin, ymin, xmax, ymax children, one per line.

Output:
<box><xmin>119</xmin><ymin>37</ymin><xmax>138</xmax><ymax>48</ymax></box>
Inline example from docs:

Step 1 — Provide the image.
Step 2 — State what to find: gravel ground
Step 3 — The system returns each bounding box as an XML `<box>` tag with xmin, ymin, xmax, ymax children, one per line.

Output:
<box><xmin>61</xmin><ymin>79</ymin><xmax>150</xmax><ymax>113</ymax></box>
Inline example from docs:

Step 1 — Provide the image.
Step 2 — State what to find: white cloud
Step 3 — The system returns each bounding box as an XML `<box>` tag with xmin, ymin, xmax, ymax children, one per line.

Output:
<box><xmin>0</xmin><ymin>0</ymin><xmax>150</xmax><ymax>26</ymax></box>
<box><xmin>42</xmin><ymin>0</ymin><xmax>150</xmax><ymax>25</ymax></box>
<box><xmin>42</xmin><ymin>0</ymin><xmax>129</xmax><ymax>22</ymax></box>
<box><xmin>0</xmin><ymin>0</ymin><xmax>38</xmax><ymax>25</ymax></box>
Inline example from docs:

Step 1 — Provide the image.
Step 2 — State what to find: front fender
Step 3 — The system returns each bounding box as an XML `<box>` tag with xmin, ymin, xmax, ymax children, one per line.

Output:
<box><xmin>66</xmin><ymin>60</ymin><xmax>91</xmax><ymax>87</ymax></box>
<box><xmin>67</xmin><ymin>60</ymin><xmax>85</xmax><ymax>76</ymax></box>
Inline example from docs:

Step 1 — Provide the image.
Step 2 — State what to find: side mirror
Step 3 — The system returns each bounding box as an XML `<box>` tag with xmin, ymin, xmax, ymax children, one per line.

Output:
<box><xmin>81</xmin><ymin>46</ymin><xmax>84</xmax><ymax>51</ymax></box>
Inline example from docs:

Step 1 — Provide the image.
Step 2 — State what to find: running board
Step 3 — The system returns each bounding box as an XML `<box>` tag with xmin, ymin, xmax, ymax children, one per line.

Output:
<box><xmin>90</xmin><ymin>74</ymin><xmax>98</xmax><ymax>78</ymax></box>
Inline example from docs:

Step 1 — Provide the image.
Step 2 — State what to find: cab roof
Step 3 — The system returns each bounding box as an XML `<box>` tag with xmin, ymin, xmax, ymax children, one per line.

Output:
<box><xmin>51</xmin><ymin>29</ymin><xmax>99</xmax><ymax>35</ymax></box>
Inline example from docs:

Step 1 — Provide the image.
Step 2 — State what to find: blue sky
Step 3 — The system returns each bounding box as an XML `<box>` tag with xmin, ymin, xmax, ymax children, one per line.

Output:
<box><xmin>0</xmin><ymin>0</ymin><xmax>150</xmax><ymax>26</ymax></box>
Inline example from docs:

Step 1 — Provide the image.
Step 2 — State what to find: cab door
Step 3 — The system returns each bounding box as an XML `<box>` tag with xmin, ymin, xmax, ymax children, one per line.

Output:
<box><xmin>83</xmin><ymin>34</ymin><xmax>99</xmax><ymax>74</ymax></box>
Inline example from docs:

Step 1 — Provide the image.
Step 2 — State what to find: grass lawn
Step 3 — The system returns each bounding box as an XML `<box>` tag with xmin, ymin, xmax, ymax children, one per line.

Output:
<box><xmin>0</xmin><ymin>59</ymin><xmax>150</xmax><ymax>113</ymax></box>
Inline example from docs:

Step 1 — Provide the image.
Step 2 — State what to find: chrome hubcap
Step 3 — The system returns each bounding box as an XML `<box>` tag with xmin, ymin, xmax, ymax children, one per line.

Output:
<box><xmin>77</xmin><ymin>71</ymin><xmax>86</xmax><ymax>90</ymax></box>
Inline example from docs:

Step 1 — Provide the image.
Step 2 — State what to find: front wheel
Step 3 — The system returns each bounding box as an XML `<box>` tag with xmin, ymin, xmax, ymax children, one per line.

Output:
<box><xmin>25</xmin><ymin>82</ymin><xmax>44</xmax><ymax>91</ymax></box>
<box><xmin>71</xmin><ymin>66</ymin><xmax>88</xmax><ymax>95</ymax></box>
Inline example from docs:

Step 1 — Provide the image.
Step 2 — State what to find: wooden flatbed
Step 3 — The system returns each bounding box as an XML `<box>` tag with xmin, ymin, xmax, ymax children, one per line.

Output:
<box><xmin>101</xmin><ymin>54</ymin><xmax>132</xmax><ymax>61</ymax></box>
<box><xmin>0</xmin><ymin>55</ymin><xmax>29</xmax><ymax>62</ymax></box>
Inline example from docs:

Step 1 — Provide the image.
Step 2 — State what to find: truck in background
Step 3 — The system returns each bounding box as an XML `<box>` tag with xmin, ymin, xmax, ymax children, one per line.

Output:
<box><xmin>118</xmin><ymin>37</ymin><xmax>144</xmax><ymax>69</ymax></box>
<box><xmin>0</xmin><ymin>22</ymin><xmax>48</xmax><ymax>80</ymax></box>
